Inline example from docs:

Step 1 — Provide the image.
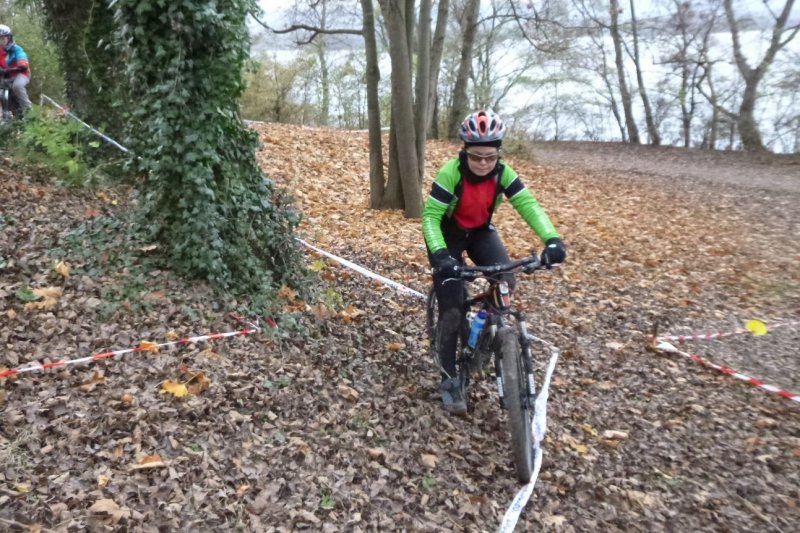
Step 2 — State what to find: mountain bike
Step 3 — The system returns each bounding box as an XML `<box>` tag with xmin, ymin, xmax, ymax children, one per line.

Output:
<box><xmin>0</xmin><ymin>77</ymin><xmax>21</xmax><ymax>122</ymax></box>
<box><xmin>426</xmin><ymin>254</ymin><xmax>551</xmax><ymax>483</ymax></box>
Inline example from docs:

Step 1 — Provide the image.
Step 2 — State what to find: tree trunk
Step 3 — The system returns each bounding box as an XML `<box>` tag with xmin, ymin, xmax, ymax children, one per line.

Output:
<box><xmin>40</xmin><ymin>0</ymin><xmax>125</xmax><ymax>136</ymax></box>
<box><xmin>415</xmin><ymin>0</ymin><xmax>433</xmax><ymax>183</ymax></box>
<box><xmin>379</xmin><ymin>0</ymin><xmax>423</xmax><ymax>218</ymax></box>
<box><xmin>315</xmin><ymin>0</ymin><xmax>331</xmax><ymax>126</ymax></box>
<box><xmin>724</xmin><ymin>0</ymin><xmax>798</xmax><ymax>151</ymax></box>
<box><xmin>427</xmin><ymin>0</ymin><xmax>450</xmax><ymax>136</ymax></box>
<box><xmin>361</xmin><ymin>0</ymin><xmax>386</xmax><ymax>209</ymax></box>
<box><xmin>629</xmin><ymin>0</ymin><xmax>659</xmax><ymax>145</ymax></box>
<box><xmin>608</xmin><ymin>0</ymin><xmax>640</xmax><ymax>144</ymax></box>
<box><xmin>316</xmin><ymin>43</ymin><xmax>331</xmax><ymax>125</ymax></box>
<box><xmin>447</xmin><ymin>0</ymin><xmax>480</xmax><ymax>140</ymax></box>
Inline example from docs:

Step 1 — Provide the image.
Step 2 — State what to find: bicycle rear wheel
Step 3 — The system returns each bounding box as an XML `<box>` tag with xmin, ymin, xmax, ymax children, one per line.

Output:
<box><xmin>498</xmin><ymin>326</ymin><xmax>534</xmax><ymax>483</ymax></box>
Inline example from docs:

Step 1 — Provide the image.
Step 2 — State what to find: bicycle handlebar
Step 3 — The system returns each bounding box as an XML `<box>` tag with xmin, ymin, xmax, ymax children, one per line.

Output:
<box><xmin>456</xmin><ymin>255</ymin><xmax>542</xmax><ymax>276</ymax></box>
<box><xmin>434</xmin><ymin>255</ymin><xmax>557</xmax><ymax>283</ymax></box>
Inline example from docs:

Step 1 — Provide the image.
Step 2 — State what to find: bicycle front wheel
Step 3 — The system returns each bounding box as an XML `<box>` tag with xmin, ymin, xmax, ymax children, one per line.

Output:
<box><xmin>498</xmin><ymin>327</ymin><xmax>534</xmax><ymax>483</ymax></box>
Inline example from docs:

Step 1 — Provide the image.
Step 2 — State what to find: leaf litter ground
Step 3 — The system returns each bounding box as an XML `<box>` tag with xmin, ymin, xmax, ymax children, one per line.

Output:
<box><xmin>1</xmin><ymin>128</ymin><xmax>799</xmax><ymax>532</ymax></box>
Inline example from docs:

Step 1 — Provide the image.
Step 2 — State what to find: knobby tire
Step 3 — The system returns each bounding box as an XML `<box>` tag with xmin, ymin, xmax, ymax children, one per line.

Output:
<box><xmin>498</xmin><ymin>327</ymin><xmax>534</xmax><ymax>483</ymax></box>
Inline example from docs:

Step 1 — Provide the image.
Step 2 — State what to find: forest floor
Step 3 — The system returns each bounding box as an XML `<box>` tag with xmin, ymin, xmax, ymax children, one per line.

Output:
<box><xmin>1</xmin><ymin>125</ymin><xmax>798</xmax><ymax>532</ymax></box>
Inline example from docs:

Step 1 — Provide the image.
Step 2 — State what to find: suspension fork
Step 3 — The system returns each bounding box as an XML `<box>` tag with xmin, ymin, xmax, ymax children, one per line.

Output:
<box><xmin>516</xmin><ymin>311</ymin><xmax>537</xmax><ymax>408</ymax></box>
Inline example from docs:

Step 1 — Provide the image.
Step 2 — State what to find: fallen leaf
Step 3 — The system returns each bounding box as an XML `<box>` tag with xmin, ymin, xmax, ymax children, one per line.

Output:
<box><xmin>337</xmin><ymin>384</ymin><xmax>359</xmax><ymax>402</ymax></box>
<box><xmin>581</xmin><ymin>423</ymin><xmax>598</xmax><ymax>437</ymax></box>
<box><xmin>165</xmin><ymin>330</ymin><xmax>179</xmax><ymax>341</ymax></box>
<box><xmin>340</xmin><ymin>305</ymin><xmax>365</xmax><ymax>321</ymax></box>
<box><xmin>24</xmin><ymin>287</ymin><xmax>62</xmax><ymax>310</ymax></box>
<box><xmin>186</xmin><ymin>373</ymin><xmax>210</xmax><ymax>395</ymax></box>
<box><xmin>602</xmin><ymin>430</ymin><xmax>629</xmax><ymax>440</ymax></box>
<box><xmin>54</xmin><ymin>260</ymin><xmax>71</xmax><ymax>278</ymax></box>
<box><xmin>627</xmin><ymin>490</ymin><xmax>657</xmax><ymax>507</ymax></box>
<box><xmin>160</xmin><ymin>380</ymin><xmax>189</xmax><ymax>398</ymax></box>
<box><xmin>236</xmin><ymin>484</ymin><xmax>251</xmax><ymax>495</ymax></box>
<box><xmin>605</xmin><ymin>341</ymin><xmax>624</xmax><ymax>351</ymax></box>
<box><xmin>129</xmin><ymin>454</ymin><xmax>167</xmax><ymax>471</ymax></box>
<box><xmin>366</xmin><ymin>448</ymin><xmax>386</xmax><ymax>460</ymax></box>
<box><xmin>78</xmin><ymin>371</ymin><xmax>105</xmax><ymax>392</ymax></box>
<box><xmin>420</xmin><ymin>453</ymin><xmax>438</xmax><ymax>468</ymax></box>
<box><xmin>385</xmin><ymin>342</ymin><xmax>404</xmax><ymax>352</ymax></box>
<box><xmin>88</xmin><ymin>498</ymin><xmax>131</xmax><ymax>524</ymax></box>
<box><xmin>138</xmin><ymin>340</ymin><xmax>160</xmax><ymax>353</ymax></box>
<box><xmin>295</xmin><ymin>510</ymin><xmax>320</xmax><ymax>524</ymax></box>
<box><xmin>278</xmin><ymin>286</ymin><xmax>297</xmax><ymax>302</ymax></box>
<box><xmin>745</xmin><ymin>319</ymin><xmax>768</xmax><ymax>336</ymax></box>
<box><xmin>543</xmin><ymin>515</ymin><xmax>567</xmax><ymax>527</ymax></box>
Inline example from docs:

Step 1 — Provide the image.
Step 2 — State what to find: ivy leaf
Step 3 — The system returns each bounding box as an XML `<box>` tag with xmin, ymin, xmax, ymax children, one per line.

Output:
<box><xmin>15</xmin><ymin>287</ymin><xmax>43</xmax><ymax>302</ymax></box>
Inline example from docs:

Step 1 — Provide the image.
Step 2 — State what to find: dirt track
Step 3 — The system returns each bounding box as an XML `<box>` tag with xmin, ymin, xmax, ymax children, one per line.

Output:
<box><xmin>532</xmin><ymin>141</ymin><xmax>800</xmax><ymax>194</ymax></box>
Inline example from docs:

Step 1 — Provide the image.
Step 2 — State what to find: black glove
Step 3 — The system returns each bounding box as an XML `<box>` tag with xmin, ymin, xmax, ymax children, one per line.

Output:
<box><xmin>431</xmin><ymin>248</ymin><xmax>460</xmax><ymax>278</ymax></box>
<box><xmin>541</xmin><ymin>237</ymin><xmax>566</xmax><ymax>267</ymax></box>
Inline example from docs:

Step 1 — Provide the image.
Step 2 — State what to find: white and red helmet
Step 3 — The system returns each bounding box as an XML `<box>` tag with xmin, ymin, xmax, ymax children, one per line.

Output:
<box><xmin>459</xmin><ymin>110</ymin><xmax>506</xmax><ymax>144</ymax></box>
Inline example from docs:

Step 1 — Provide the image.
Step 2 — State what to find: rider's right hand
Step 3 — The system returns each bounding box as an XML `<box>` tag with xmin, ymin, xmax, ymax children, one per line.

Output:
<box><xmin>431</xmin><ymin>249</ymin><xmax>460</xmax><ymax>278</ymax></box>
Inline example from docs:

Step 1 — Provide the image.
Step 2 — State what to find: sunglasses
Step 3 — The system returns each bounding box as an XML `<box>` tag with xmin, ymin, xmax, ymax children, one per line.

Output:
<box><xmin>465</xmin><ymin>150</ymin><xmax>501</xmax><ymax>164</ymax></box>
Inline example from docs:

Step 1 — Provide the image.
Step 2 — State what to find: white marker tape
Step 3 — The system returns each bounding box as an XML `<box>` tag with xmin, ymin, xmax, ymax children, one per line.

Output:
<box><xmin>296</xmin><ymin>238</ymin><xmax>426</xmax><ymax>300</ymax></box>
<box><xmin>497</xmin><ymin>343</ymin><xmax>560</xmax><ymax>533</ymax></box>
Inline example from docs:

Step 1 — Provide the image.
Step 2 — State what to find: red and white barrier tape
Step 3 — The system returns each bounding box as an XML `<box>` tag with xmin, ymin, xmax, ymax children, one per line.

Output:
<box><xmin>0</xmin><ymin>318</ymin><xmax>264</xmax><ymax>379</ymax></box>
<box><xmin>656</xmin><ymin>341</ymin><xmax>799</xmax><ymax>404</ymax></box>
<box><xmin>656</xmin><ymin>320</ymin><xmax>800</xmax><ymax>343</ymax></box>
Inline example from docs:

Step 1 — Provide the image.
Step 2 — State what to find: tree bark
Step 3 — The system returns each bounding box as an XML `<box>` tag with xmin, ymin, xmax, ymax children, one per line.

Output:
<box><xmin>361</xmin><ymin>0</ymin><xmax>386</xmax><ymax>209</ymax></box>
<box><xmin>415</xmin><ymin>0</ymin><xmax>433</xmax><ymax>182</ymax></box>
<box><xmin>315</xmin><ymin>1</ymin><xmax>330</xmax><ymax>126</ymax></box>
<box><xmin>629</xmin><ymin>0</ymin><xmax>659</xmax><ymax>145</ymax></box>
<box><xmin>426</xmin><ymin>0</ymin><xmax>450</xmax><ymax>136</ymax></box>
<box><xmin>608</xmin><ymin>0</ymin><xmax>640</xmax><ymax>144</ymax></box>
<box><xmin>447</xmin><ymin>0</ymin><xmax>480</xmax><ymax>140</ymax></box>
<box><xmin>379</xmin><ymin>0</ymin><xmax>423</xmax><ymax>218</ymax></box>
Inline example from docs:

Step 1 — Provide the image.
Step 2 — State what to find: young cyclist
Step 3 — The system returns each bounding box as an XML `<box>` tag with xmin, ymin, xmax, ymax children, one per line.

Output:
<box><xmin>0</xmin><ymin>24</ymin><xmax>32</xmax><ymax>115</ymax></box>
<box><xmin>422</xmin><ymin>109</ymin><xmax>566</xmax><ymax>414</ymax></box>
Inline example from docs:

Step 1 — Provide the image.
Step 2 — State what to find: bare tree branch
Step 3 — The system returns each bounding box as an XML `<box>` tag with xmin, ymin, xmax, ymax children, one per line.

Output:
<box><xmin>249</xmin><ymin>12</ymin><xmax>361</xmax><ymax>46</ymax></box>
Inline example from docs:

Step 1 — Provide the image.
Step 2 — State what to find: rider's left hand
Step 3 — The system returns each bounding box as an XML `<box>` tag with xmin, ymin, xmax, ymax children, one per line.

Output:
<box><xmin>541</xmin><ymin>237</ymin><xmax>566</xmax><ymax>266</ymax></box>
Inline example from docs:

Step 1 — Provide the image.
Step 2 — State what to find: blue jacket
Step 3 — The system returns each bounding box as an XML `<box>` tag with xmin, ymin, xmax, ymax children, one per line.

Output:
<box><xmin>1</xmin><ymin>42</ymin><xmax>30</xmax><ymax>78</ymax></box>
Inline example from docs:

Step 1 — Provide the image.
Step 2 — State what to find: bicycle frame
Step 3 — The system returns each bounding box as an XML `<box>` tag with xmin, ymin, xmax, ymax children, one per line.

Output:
<box><xmin>459</xmin><ymin>263</ymin><xmax>540</xmax><ymax>410</ymax></box>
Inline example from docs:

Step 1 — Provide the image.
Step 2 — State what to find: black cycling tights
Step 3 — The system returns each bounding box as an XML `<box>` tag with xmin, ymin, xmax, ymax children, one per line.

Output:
<box><xmin>429</xmin><ymin>224</ymin><xmax>515</xmax><ymax>378</ymax></box>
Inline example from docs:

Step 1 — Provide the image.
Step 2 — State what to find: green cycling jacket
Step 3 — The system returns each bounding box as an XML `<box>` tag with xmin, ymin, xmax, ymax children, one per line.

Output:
<box><xmin>422</xmin><ymin>157</ymin><xmax>559</xmax><ymax>253</ymax></box>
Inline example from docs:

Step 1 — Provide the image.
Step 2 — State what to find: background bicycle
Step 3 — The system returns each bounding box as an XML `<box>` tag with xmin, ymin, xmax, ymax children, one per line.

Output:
<box><xmin>426</xmin><ymin>254</ymin><xmax>554</xmax><ymax>483</ymax></box>
<box><xmin>0</xmin><ymin>76</ymin><xmax>22</xmax><ymax>122</ymax></box>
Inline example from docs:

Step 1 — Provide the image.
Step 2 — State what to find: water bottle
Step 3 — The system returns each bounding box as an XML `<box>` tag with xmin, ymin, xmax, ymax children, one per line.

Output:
<box><xmin>467</xmin><ymin>310</ymin><xmax>488</xmax><ymax>349</ymax></box>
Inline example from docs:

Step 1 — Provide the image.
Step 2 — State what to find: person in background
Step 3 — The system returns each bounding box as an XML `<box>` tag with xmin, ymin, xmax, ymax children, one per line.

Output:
<box><xmin>422</xmin><ymin>109</ymin><xmax>566</xmax><ymax>414</ymax></box>
<box><xmin>0</xmin><ymin>24</ymin><xmax>32</xmax><ymax>115</ymax></box>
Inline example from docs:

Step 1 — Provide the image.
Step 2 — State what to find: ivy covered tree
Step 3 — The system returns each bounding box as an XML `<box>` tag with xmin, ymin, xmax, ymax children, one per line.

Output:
<box><xmin>40</xmin><ymin>0</ymin><xmax>126</xmax><ymax>136</ymax></box>
<box><xmin>112</xmin><ymin>0</ymin><xmax>306</xmax><ymax>309</ymax></box>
